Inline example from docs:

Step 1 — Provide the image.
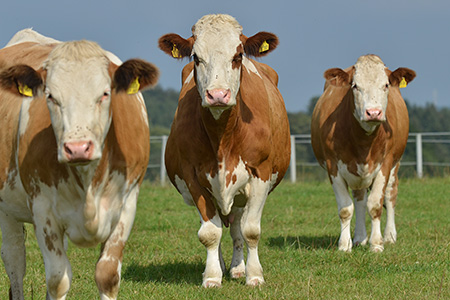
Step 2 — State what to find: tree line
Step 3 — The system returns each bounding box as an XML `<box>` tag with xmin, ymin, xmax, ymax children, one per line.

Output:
<box><xmin>142</xmin><ymin>86</ymin><xmax>450</xmax><ymax>179</ymax></box>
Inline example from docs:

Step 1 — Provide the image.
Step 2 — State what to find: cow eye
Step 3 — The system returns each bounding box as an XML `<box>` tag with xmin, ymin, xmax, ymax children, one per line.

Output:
<box><xmin>193</xmin><ymin>53</ymin><xmax>199</xmax><ymax>64</ymax></box>
<box><xmin>351</xmin><ymin>83</ymin><xmax>358</xmax><ymax>90</ymax></box>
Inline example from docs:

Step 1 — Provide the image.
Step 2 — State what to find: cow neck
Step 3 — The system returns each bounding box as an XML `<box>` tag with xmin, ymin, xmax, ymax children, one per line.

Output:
<box><xmin>200</xmin><ymin>101</ymin><xmax>239</xmax><ymax>159</ymax></box>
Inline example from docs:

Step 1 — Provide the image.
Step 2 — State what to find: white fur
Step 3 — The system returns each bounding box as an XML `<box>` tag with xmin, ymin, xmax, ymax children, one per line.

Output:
<box><xmin>174</xmin><ymin>175</ymin><xmax>194</xmax><ymax>206</ymax></box>
<box><xmin>352</xmin><ymin>55</ymin><xmax>389</xmax><ymax>133</ymax></box>
<box><xmin>192</xmin><ymin>15</ymin><xmax>243</xmax><ymax>117</ymax></box>
<box><xmin>206</xmin><ymin>157</ymin><xmax>249</xmax><ymax>216</ymax></box>
<box><xmin>5</xmin><ymin>28</ymin><xmax>60</xmax><ymax>47</ymax></box>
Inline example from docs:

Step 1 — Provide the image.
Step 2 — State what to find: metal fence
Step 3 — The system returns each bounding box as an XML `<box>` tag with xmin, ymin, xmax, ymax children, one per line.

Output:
<box><xmin>148</xmin><ymin>132</ymin><xmax>450</xmax><ymax>184</ymax></box>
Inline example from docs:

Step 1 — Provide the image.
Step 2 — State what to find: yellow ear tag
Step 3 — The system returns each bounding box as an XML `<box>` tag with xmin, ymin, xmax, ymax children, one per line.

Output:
<box><xmin>399</xmin><ymin>77</ymin><xmax>407</xmax><ymax>88</ymax></box>
<box><xmin>172</xmin><ymin>44</ymin><xmax>181</xmax><ymax>58</ymax></box>
<box><xmin>127</xmin><ymin>77</ymin><xmax>140</xmax><ymax>94</ymax></box>
<box><xmin>259</xmin><ymin>41</ymin><xmax>270</xmax><ymax>53</ymax></box>
<box><xmin>18</xmin><ymin>84</ymin><xmax>33</xmax><ymax>97</ymax></box>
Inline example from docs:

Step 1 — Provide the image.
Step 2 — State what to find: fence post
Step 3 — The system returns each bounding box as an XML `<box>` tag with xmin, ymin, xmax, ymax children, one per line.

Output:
<box><xmin>415</xmin><ymin>133</ymin><xmax>423</xmax><ymax>178</ymax></box>
<box><xmin>290</xmin><ymin>135</ymin><xmax>296</xmax><ymax>183</ymax></box>
<box><xmin>160</xmin><ymin>135</ymin><xmax>168</xmax><ymax>185</ymax></box>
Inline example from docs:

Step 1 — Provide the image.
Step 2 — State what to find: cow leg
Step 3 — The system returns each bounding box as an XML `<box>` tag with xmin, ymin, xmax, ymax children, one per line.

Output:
<box><xmin>331</xmin><ymin>174</ymin><xmax>354</xmax><ymax>252</ymax></box>
<box><xmin>95</xmin><ymin>188</ymin><xmax>138</xmax><ymax>300</ymax></box>
<box><xmin>367</xmin><ymin>172</ymin><xmax>387</xmax><ymax>252</ymax></box>
<box><xmin>352</xmin><ymin>189</ymin><xmax>368</xmax><ymax>246</ymax></box>
<box><xmin>33</xmin><ymin>211</ymin><xmax>71</xmax><ymax>300</ymax></box>
<box><xmin>384</xmin><ymin>165</ymin><xmax>399</xmax><ymax>244</ymax></box>
<box><xmin>0</xmin><ymin>211</ymin><xmax>26</xmax><ymax>300</ymax></box>
<box><xmin>229</xmin><ymin>206</ymin><xmax>245</xmax><ymax>279</ymax></box>
<box><xmin>241</xmin><ymin>178</ymin><xmax>272</xmax><ymax>286</ymax></box>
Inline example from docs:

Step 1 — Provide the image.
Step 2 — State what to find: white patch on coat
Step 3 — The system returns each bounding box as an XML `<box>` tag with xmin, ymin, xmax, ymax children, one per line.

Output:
<box><xmin>5</xmin><ymin>28</ymin><xmax>60</xmax><ymax>47</ymax></box>
<box><xmin>336</xmin><ymin>160</ymin><xmax>381</xmax><ymax>190</ymax></box>
<box><xmin>206</xmin><ymin>157</ymin><xmax>250</xmax><ymax>216</ymax></box>
<box><xmin>242</xmin><ymin>57</ymin><xmax>262</xmax><ymax>78</ymax></box>
<box><xmin>183</xmin><ymin>70</ymin><xmax>194</xmax><ymax>85</ymax></box>
<box><xmin>18</xmin><ymin>97</ymin><xmax>32</xmax><ymax>137</ymax></box>
<box><xmin>352</xmin><ymin>55</ymin><xmax>389</xmax><ymax>131</ymax></box>
<box><xmin>192</xmin><ymin>15</ymin><xmax>243</xmax><ymax>110</ymax></box>
<box><xmin>384</xmin><ymin>164</ymin><xmax>398</xmax><ymax>243</ymax></box>
<box><xmin>175</xmin><ymin>175</ymin><xmax>194</xmax><ymax>206</ymax></box>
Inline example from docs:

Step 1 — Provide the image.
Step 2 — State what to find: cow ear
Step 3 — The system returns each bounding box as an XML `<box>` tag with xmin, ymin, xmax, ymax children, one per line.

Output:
<box><xmin>323</xmin><ymin>68</ymin><xmax>352</xmax><ymax>87</ymax></box>
<box><xmin>0</xmin><ymin>64</ymin><xmax>44</xmax><ymax>97</ymax></box>
<box><xmin>112</xmin><ymin>59</ymin><xmax>160</xmax><ymax>94</ymax></box>
<box><xmin>158</xmin><ymin>34</ymin><xmax>194</xmax><ymax>59</ymax></box>
<box><xmin>389</xmin><ymin>67</ymin><xmax>416</xmax><ymax>88</ymax></box>
<box><xmin>243</xmin><ymin>32</ymin><xmax>279</xmax><ymax>57</ymax></box>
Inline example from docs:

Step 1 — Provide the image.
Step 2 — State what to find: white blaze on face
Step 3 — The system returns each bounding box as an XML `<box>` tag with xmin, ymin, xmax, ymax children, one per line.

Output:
<box><xmin>192</xmin><ymin>15</ymin><xmax>243</xmax><ymax>119</ymax></box>
<box><xmin>43</xmin><ymin>41</ymin><xmax>112</xmax><ymax>164</ymax></box>
<box><xmin>351</xmin><ymin>55</ymin><xmax>389</xmax><ymax>133</ymax></box>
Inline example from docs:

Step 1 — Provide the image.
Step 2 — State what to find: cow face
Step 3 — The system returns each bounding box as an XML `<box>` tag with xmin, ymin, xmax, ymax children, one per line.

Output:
<box><xmin>159</xmin><ymin>14</ymin><xmax>278</xmax><ymax>119</ymax></box>
<box><xmin>324</xmin><ymin>55</ymin><xmax>416</xmax><ymax>133</ymax></box>
<box><xmin>0</xmin><ymin>41</ymin><xmax>158</xmax><ymax>165</ymax></box>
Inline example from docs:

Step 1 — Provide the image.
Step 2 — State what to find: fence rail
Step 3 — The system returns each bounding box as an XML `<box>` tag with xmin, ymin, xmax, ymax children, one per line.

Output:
<box><xmin>148</xmin><ymin>132</ymin><xmax>450</xmax><ymax>184</ymax></box>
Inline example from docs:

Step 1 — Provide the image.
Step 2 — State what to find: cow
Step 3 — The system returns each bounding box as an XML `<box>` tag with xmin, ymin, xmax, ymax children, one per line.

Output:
<box><xmin>158</xmin><ymin>14</ymin><xmax>290</xmax><ymax>287</ymax></box>
<box><xmin>311</xmin><ymin>54</ymin><xmax>416</xmax><ymax>253</ymax></box>
<box><xmin>0</xmin><ymin>29</ymin><xmax>159</xmax><ymax>299</ymax></box>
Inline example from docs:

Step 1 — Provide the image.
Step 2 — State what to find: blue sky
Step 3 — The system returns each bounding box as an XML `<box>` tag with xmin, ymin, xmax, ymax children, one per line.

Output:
<box><xmin>1</xmin><ymin>0</ymin><xmax>449</xmax><ymax>112</ymax></box>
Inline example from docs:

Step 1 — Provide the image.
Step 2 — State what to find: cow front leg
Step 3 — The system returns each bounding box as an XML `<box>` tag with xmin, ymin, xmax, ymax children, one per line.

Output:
<box><xmin>95</xmin><ymin>189</ymin><xmax>138</xmax><ymax>300</ymax></box>
<box><xmin>197</xmin><ymin>212</ymin><xmax>223</xmax><ymax>287</ymax></box>
<box><xmin>367</xmin><ymin>172</ymin><xmax>387</xmax><ymax>252</ymax></box>
<box><xmin>331</xmin><ymin>174</ymin><xmax>354</xmax><ymax>252</ymax></box>
<box><xmin>383</xmin><ymin>165</ymin><xmax>399</xmax><ymax>244</ymax></box>
<box><xmin>33</xmin><ymin>213</ymin><xmax>71</xmax><ymax>300</ymax></box>
<box><xmin>0</xmin><ymin>211</ymin><xmax>26</xmax><ymax>300</ymax></box>
<box><xmin>352</xmin><ymin>189</ymin><xmax>368</xmax><ymax>246</ymax></box>
<box><xmin>229</xmin><ymin>206</ymin><xmax>245</xmax><ymax>279</ymax></box>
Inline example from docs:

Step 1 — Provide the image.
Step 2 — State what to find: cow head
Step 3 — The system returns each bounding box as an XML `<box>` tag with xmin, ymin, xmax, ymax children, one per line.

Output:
<box><xmin>324</xmin><ymin>55</ymin><xmax>416</xmax><ymax>133</ymax></box>
<box><xmin>0</xmin><ymin>40</ymin><xmax>158</xmax><ymax>165</ymax></box>
<box><xmin>158</xmin><ymin>14</ymin><xmax>278</xmax><ymax>119</ymax></box>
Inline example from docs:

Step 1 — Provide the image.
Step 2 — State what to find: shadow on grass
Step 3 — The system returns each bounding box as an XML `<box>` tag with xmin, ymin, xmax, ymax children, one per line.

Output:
<box><xmin>122</xmin><ymin>261</ymin><xmax>204</xmax><ymax>285</ymax></box>
<box><xmin>267</xmin><ymin>235</ymin><xmax>340</xmax><ymax>250</ymax></box>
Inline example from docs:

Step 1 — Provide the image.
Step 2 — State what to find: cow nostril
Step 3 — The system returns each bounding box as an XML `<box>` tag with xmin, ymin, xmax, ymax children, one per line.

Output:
<box><xmin>64</xmin><ymin>144</ymin><xmax>73</xmax><ymax>155</ymax></box>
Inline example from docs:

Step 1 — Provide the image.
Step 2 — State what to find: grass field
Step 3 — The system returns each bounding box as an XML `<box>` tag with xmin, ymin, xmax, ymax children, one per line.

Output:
<box><xmin>0</xmin><ymin>177</ymin><xmax>449</xmax><ymax>299</ymax></box>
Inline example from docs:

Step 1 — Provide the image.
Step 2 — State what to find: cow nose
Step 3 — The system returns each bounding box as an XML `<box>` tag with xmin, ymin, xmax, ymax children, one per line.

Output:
<box><xmin>206</xmin><ymin>89</ymin><xmax>231</xmax><ymax>106</ymax></box>
<box><xmin>365</xmin><ymin>109</ymin><xmax>383</xmax><ymax>121</ymax></box>
<box><xmin>63</xmin><ymin>141</ymin><xmax>94</xmax><ymax>162</ymax></box>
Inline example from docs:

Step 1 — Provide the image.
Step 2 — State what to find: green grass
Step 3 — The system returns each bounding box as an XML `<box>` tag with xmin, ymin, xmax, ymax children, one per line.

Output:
<box><xmin>1</xmin><ymin>178</ymin><xmax>449</xmax><ymax>299</ymax></box>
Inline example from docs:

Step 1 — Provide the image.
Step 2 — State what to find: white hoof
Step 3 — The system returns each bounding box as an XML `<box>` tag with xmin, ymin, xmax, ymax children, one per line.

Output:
<box><xmin>246</xmin><ymin>277</ymin><xmax>264</xmax><ymax>286</ymax></box>
<box><xmin>370</xmin><ymin>244</ymin><xmax>384</xmax><ymax>253</ymax></box>
<box><xmin>203</xmin><ymin>279</ymin><xmax>222</xmax><ymax>288</ymax></box>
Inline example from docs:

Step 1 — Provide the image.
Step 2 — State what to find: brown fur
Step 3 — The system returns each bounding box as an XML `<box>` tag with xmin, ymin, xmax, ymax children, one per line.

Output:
<box><xmin>165</xmin><ymin>57</ymin><xmax>290</xmax><ymax>223</ymax></box>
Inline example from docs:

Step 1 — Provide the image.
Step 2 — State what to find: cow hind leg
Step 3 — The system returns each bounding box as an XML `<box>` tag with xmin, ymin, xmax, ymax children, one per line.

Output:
<box><xmin>229</xmin><ymin>207</ymin><xmax>245</xmax><ymax>279</ymax></box>
<box><xmin>367</xmin><ymin>173</ymin><xmax>386</xmax><ymax>253</ymax></box>
<box><xmin>0</xmin><ymin>211</ymin><xmax>26</xmax><ymax>300</ymax></box>
<box><xmin>352</xmin><ymin>189</ymin><xmax>368</xmax><ymax>246</ymax></box>
<box><xmin>198</xmin><ymin>213</ymin><xmax>223</xmax><ymax>288</ymax></box>
<box><xmin>383</xmin><ymin>166</ymin><xmax>399</xmax><ymax>244</ymax></box>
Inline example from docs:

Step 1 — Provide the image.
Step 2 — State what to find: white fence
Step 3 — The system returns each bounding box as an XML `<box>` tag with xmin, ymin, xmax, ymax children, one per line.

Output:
<box><xmin>148</xmin><ymin>132</ymin><xmax>450</xmax><ymax>184</ymax></box>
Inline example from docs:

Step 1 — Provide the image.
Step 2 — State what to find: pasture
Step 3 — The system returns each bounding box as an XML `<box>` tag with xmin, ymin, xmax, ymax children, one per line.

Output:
<box><xmin>0</xmin><ymin>178</ymin><xmax>448</xmax><ymax>299</ymax></box>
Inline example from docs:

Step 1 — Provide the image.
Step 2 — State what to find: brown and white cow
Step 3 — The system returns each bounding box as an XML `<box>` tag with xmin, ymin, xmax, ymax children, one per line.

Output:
<box><xmin>0</xmin><ymin>29</ymin><xmax>158</xmax><ymax>299</ymax></box>
<box><xmin>311</xmin><ymin>54</ymin><xmax>416</xmax><ymax>253</ymax></box>
<box><xmin>158</xmin><ymin>14</ymin><xmax>290</xmax><ymax>287</ymax></box>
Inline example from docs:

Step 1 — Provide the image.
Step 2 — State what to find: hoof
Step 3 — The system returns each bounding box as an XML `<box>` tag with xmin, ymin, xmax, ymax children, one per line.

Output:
<box><xmin>246</xmin><ymin>277</ymin><xmax>264</xmax><ymax>286</ymax></box>
<box><xmin>230</xmin><ymin>271</ymin><xmax>245</xmax><ymax>279</ymax></box>
<box><xmin>203</xmin><ymin>279</ymin><xmax>222</xmax><ymax>288</ymax></box>
<box><xmin>370</xmin><ymin>244</ymin><xmax>384</xmax><ymax>253</ymax></box>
